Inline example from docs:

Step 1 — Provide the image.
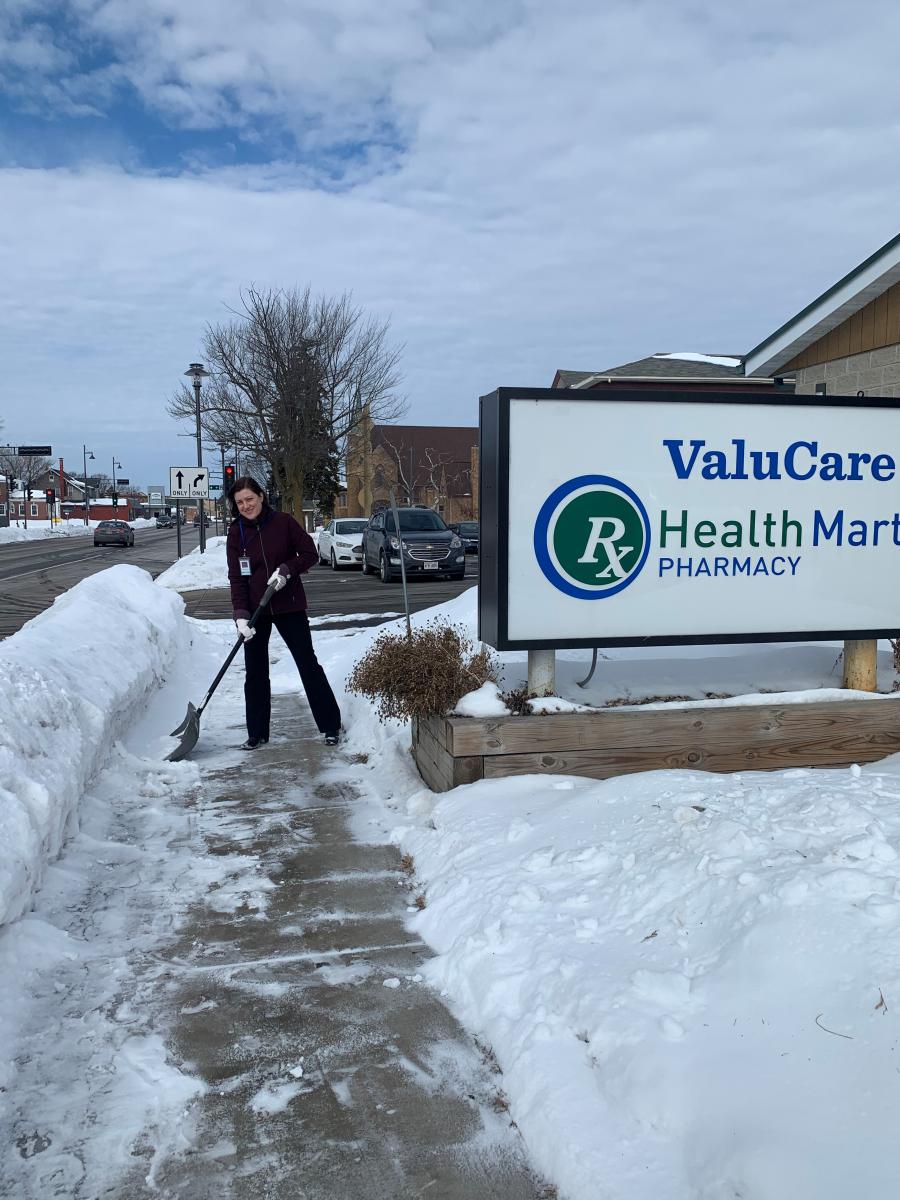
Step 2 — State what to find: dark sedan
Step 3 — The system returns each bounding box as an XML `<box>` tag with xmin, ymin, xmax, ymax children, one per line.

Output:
<box><xmin>451</xmin><ymin>520</ymin><xmax>479</xmax><ymax>554</ymax></box>
<box><xmin>361</xmin><ymin>507</ymin><xmax>465</xmax><ymax>583</ymax></box>
<box><xmin>94</xmin><ymin>520</ymin><xmax>135</xmax><ymax>547</ymax></box>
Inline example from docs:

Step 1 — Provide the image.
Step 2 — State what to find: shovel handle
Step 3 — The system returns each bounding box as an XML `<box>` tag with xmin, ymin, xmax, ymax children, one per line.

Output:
<box><xmin>196</xmin><ymin>581</ymin><xmax>278</xmax><ymax>717</ymax></box>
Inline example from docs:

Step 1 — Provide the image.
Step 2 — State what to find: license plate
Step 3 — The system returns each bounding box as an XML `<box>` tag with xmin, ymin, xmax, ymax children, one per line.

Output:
<box><xmin>424</xmin><ymin>561</ymin><xmax>438</xmax><ymax>570</ymax></box>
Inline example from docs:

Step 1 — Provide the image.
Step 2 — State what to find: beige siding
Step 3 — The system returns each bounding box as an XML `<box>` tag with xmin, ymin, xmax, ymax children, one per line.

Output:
<box><xmin>786</xmin><ymin>280</ymin><xmax>900</xmax><ymax>370</ymax></box>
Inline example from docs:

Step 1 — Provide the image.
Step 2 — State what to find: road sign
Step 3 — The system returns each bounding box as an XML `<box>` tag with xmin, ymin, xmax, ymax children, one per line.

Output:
<box><xmin>117</xmin><ymin>478</ymin><xmax>130</xmax><ymax>486</ymax></box>
<box><xmin>169</xmin><ymin>466</ymin><xmax>210</xmax><ymax>499</ymax></box>
<box><xmin>0</xmin><ymin>444</ymin><xmax>52</xmax><ymax>456</ymax></box>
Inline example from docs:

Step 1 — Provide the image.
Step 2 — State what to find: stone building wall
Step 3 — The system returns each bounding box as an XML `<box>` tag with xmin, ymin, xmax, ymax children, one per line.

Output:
<box><xmin>791</xmin><ymin>343</ymin><xmax>900</xmax><ymax>397</ymax></box>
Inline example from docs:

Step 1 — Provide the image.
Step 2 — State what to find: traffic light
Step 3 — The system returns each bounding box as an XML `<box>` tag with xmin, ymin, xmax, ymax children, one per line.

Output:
<box><xmin>46</xmin><ymin>488</ymin><xmax>56</xmax><ymax>504</ymax></box>
<box><xmin>111</xmin><ymin>490</ymin><xmax>119</xmax><ymax>506</ymax></box>
<box><xmin>224</xmin><ymin>463</ymin><xmax>236</xmax><ymax>488</ymax></box>
<box><xmin>25</xmin><ymin>485</ymin><xmax>32</xmax><ymax>500</ymax></box>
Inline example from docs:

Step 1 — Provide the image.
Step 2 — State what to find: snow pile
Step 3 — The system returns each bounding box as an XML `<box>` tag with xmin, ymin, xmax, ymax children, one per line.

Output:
<box><xmin>0</xmin><ymin>565</ymin><xmax>185</xmax><ymax>927</ymax></box>
<box><xmin>155</xmin><ymin>536</ymin><xmax>228</xmax><ymax>592</ymax></box>
<box><xmin>299</xmin><ymin>589</ymin><xmax>900</xmax><ymax>1199</ymax></box>
<box><xmin>0</xmin><ymin>518</ymin><xmax>158</xmax><ymax>543</ymax></box>
<box><xmin>0</xmin><ymin>523</ymin><xmax>95</xmax><ymax>543</ymax></box>
<box><xmin>394</xmin><ymin>764</ymin><xmax>900</xmax><ymax>1198</ymax></box>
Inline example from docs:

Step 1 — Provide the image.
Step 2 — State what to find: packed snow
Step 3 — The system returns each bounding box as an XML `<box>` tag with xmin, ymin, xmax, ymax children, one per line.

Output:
<box><xmin>3</xmin><ymin>564</ymin><xmax>900</xmax><ymax>1198</ymax></box>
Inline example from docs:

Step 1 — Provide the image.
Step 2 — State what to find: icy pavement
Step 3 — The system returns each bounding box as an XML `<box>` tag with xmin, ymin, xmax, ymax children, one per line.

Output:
<box><xmin>0</xmin><ymin>691</ymin><xmax>549</xmax><ymax>1200</ymax></box>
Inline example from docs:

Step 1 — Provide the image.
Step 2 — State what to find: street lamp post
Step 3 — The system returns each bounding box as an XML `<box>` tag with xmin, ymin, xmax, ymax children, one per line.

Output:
<box><xmin>112</xmin><ymin>458</ymin><xmax>122</xmax><ymax>513</ymax></box>
<box><xmin>185</xmin><ymin>362</ymin><xmax>210</xmax><ymax>553</ymax></box>
<box><xmin>82</xmin><ymin>445</ymin><xmax>95</xmax><ymax>526</ymax></box>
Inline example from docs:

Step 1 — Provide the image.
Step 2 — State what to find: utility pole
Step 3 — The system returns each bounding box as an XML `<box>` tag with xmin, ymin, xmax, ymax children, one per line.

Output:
<box><xmin>185</xmin><ymin>362</ymin><xmax>210</xmax><ymax>553</ymax></box>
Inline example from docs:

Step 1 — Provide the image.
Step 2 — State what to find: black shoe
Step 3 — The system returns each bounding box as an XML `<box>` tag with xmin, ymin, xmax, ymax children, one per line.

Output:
<box><xmin>323</xmin><ymin>730</ymin><xmax>341</xmax><ymax>746</ymax></box>
<box><xmin>240</xmin><ymin>736</ymin><xmax>269</xmax><ymax>750</ymax></box>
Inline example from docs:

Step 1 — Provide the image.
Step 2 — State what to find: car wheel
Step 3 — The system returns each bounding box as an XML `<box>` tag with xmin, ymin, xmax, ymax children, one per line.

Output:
<box><xmin>361</xmin><ymin>554</ymin><xmax>373</xmax><ymax>575</ymax></box>
<box><xmin>379</xmin><ymin>552</ymin><xmax>393</xmax><ymax>584</ymax></box>
<box><xmin>331</xmin><ymin>550</ymin><xmax>341</xmax><ymax>571</ymax></box>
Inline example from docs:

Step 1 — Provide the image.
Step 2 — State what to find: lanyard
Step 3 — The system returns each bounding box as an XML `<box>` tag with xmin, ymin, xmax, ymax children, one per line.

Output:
<box><xmin>238</xmin><ymin>510</ymin><xmax>270</xmax><ymax>553</ymax></box>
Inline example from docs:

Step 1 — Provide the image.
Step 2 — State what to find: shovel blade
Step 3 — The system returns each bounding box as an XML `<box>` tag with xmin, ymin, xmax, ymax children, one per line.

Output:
<box><xmin>166</xmin><ymin>702</ymin><xmax>201</xmax><ymax>762</ymax></box>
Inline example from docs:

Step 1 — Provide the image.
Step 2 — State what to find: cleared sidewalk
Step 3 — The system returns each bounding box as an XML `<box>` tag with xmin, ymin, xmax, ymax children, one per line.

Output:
<box><xmin>117</xmin><ymin>700</ymin><xmax>549</xmax><ymax>1199</ymax></box>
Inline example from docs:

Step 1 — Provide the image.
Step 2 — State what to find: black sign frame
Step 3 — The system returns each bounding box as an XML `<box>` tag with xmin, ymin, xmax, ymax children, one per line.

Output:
<box><xmin>478</xmin><ymin>385</ymin><xmax>900</xmax><ymax>652</ymax></box>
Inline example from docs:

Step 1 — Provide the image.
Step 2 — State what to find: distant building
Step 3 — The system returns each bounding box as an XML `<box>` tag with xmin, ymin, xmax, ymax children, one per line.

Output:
<box><xmin>552</xmin><ymin>353</ymin><xmax>785</xmax><ymax>393</ymax></box>
<box><xmin>555</xmin><ymin>232</ymin><xmax>900</xmax><ymax>402</ymax></box>
<box><xmin>339</xmin><ymin>411</ymin><xmax>478</xmax><ymax>523</ymax></box>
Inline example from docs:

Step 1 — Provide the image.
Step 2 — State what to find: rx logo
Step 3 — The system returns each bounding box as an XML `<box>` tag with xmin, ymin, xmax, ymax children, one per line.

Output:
<box><xmin>533</xmin><ymin>475</ymin><xmax>650</xmax><ymax>599</ymax></box>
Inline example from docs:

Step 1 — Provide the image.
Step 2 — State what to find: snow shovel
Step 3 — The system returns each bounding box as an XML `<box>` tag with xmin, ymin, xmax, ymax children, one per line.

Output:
<box><xmin>166</xmin><ymin>581</ymin><xmax>278</xmax><ymax>762</ymax></box>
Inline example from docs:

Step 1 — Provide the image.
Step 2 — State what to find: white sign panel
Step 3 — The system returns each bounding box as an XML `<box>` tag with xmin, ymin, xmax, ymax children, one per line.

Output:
<box><xmin>482</xmin><ymin>390</ymin><xmax>900</xmax><ymax>649</ymax></box>
<box><xmin>169</xmin><ymin>466</ymin><xmax>209</xmax><ymax>499</ymax></box>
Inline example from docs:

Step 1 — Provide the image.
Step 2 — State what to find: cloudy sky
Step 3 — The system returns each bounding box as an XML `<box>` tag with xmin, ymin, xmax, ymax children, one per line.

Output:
<box><xmin>2</xmin><ymin>0</ymin><xmax>899</xmax><ymax>489</ymax></box>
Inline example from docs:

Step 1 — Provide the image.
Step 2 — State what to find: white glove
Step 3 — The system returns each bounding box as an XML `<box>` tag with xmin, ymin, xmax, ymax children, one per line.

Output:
<box><xmin>267</xmin><ymin>568</ymin><xmax>288</xmax><ymax>592</ymax></box>
<box><xmin>235</xmin><ymin>619</ymin><xmax>255</xmax><ymax>642</ymax></box>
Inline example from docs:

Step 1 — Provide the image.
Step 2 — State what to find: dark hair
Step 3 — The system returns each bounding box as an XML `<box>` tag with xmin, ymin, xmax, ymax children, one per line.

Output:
<box><xmin>227</xmin><ymin>475</ymin><xmax>267</xmax><ymax>521</ymax></box>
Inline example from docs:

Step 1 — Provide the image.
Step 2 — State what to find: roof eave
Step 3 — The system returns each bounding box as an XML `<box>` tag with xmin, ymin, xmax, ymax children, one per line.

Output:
<box><xmin>745</xmin><ymin>232</ymin><xmax>900</xmax><ymax>377</ymax></box>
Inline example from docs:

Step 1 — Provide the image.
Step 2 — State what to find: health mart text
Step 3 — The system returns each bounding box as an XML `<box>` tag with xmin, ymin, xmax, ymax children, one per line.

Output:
<box><xmin>659</xmin><ymin>510</ymin><xmax>900</xmax><ymax>549</ymax></box>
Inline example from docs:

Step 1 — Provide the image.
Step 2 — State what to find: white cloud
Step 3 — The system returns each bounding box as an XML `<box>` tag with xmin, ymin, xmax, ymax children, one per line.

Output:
<box><xmin>2</xmin><ymin>1</ymin><xmax>900</xmax><ymax>484</ymax></box>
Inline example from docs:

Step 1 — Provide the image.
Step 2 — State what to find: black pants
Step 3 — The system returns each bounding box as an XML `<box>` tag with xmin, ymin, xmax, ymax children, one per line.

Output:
<box><xmin>242</xmin><ymin>610</ymin><xmax>341</xmax><ymax>740</ymax></box>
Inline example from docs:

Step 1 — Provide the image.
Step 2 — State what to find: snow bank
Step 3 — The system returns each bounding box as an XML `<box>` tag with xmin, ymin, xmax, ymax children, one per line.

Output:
<box><xmin>397</xmin><ymin>764</ymin><xmax>900</xmax><ymax>1198</ymax></box>
<box><xmin>303</xmin><ymin>589</ymin><xmax>900</xmax><ymax>1200</ymax></box>
<box><xmin>0</xmin><ymin>565</ymin><xmax>185</xmax><ymax>927</ymax></box>
<box><xmin>155</xmin><ymin>536</ymin><xmax>229</xmax><ymax>592</ymax></box>
<box><xmin>0</xmin><ymin>518</ymin><xmax>157</xmax><ymax>544</ymax></box>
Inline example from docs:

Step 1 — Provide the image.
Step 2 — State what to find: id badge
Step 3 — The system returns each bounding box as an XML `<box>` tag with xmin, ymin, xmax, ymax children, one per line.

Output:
<box><xmin>239</xmin><ymin>557</ymin><xmax>251</xmax><ymax>577</ymax></box>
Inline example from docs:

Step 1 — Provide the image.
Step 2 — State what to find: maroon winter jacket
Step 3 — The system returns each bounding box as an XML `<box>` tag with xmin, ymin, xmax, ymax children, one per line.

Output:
<box><xmin>226</xmin><ymin>506</ymin><xmax>318</xmax><ymax>620</ymax></box>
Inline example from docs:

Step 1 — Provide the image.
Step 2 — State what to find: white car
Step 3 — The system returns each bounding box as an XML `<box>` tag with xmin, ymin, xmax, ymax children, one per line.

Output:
<box><xmin>317</xmin><ymin>518</ymin><xmax>368</xmax><ymax>569</ymax></box>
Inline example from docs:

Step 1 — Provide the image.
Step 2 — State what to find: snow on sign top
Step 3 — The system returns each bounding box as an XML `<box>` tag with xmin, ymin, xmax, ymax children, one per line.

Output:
<box><xmin>169</xmin><ymin>466</ymin><xmax>209</xmax><ymax>498</ymax></box>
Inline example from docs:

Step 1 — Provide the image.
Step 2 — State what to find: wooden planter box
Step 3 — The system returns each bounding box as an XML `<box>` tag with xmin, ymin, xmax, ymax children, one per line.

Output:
<box><xmin>412</xmin><ymin>696</ymin><xmax>900</xmax><ymax>792</ymax></box>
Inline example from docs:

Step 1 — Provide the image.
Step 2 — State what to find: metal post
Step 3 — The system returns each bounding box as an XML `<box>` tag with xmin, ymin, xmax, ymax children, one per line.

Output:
<box><xmin>194</xmin><ymin>379</ymin><xmax>205</xmax><ymax>553</ymax></box>
<box><xmin>389</xmin><ymin>488</ymin><xmax>412</xmax><ymax>638</ymax></box>
<box><xmin>185</xmin><ymin>362</ymin><xmax>210</xmax><ymax>554</ymax></box>
<box><xmin>528</xmin><ymin>648</ymin><xmax>556</xmax><ymax>697</ymax></box>
<box><xmin>82</xmin><ymin>445</ymin><xmax>89</xmax><ymax>525</ymax></box>
<box><xmin>176</xmin><ymin>499</ymin><xmax>182</xmax><ymax>559</ymax></box>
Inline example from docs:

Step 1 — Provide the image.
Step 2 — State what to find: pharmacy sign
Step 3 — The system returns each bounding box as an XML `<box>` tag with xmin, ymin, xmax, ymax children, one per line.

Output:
<box><xmin>478</xmin><ymin>387</ymin><xmax>900</xmax><ymax>650</ymax></box>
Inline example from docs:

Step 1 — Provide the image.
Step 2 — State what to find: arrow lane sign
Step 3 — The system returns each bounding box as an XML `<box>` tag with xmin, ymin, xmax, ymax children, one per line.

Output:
<box><xmin>170</xmin><ymin>465</ymin><xmax>210</xmax><ymax>499</ymax></box>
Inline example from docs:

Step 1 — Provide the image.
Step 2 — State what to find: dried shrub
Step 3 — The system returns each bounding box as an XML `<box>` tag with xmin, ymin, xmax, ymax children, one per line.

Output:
<box><xmin>501</xmin><ymin>684</ymin><xmax>536</xmax><ymax>715</ymax></box>
<box><xmin>347</xmin><ymin>620</ymin><xmax>498</xmax><ymax>722</ymax></box>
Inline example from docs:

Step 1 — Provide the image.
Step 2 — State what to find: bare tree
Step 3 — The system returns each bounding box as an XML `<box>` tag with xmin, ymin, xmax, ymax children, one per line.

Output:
<box><xmin>167</xmin><ymin>286</ymin><xmax>405</xmax><ymax>515</ymax></box>
<box><xmin>0</xmin><ymin>451</ymin><xmax>52</xmax><ymax>491</ymax></box>
<box><xmin>377</xmin><ymin>434</ymin><xmax>419</xmax><ymax>505</ymax></box>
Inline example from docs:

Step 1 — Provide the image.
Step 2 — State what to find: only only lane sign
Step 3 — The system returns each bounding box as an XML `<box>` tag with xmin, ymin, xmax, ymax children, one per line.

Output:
<box><xmin>169</xmin><ymin>466</ymin><xmax>210</xmax><ymax>498</ymax></box>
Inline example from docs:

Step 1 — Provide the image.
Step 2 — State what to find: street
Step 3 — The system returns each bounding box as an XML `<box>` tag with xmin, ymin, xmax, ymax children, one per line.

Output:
<box><xmin>0</xmin><ymin>529</ymin><xmax>477</xmax><ymax>638</ymax></box>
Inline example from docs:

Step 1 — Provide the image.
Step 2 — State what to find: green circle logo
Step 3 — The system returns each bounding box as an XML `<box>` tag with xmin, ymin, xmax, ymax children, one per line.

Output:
<box><xmin>534</xmin><ymin>475</ymin><xmax>650</xmax><ymax>599</ymax></box>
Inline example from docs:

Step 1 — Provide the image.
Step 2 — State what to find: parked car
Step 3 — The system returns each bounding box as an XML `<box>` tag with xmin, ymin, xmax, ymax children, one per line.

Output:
<box><xmin>94</xmin><ymin>519</ymin><xmax>135</xmax><ymax>548</ymax></box>
<box><xmin>192</xmin><ymin>514</ymin><xmax>211</xmax><ymax>527</ymax></box>
<box><xmin>361</xmin><ymin>507</ymin><xmax>465</xmax><ymax>583</ymax></box>
<box><xmin>450</xmin><ymin>520</ymin><xmax>479</xmax><ymax>554</ymax></box>
<box><xmin>317</xmin><ymin>518</ymin><xmax>368</xmax><ymax>569</ymax></box>
<box><xmin>155</xmin><ymin>514</ymin><xmax>175</xmax><ymax>528</ymax></box>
